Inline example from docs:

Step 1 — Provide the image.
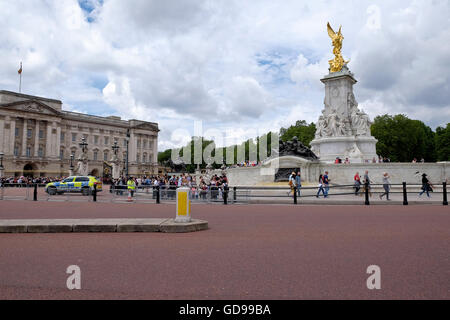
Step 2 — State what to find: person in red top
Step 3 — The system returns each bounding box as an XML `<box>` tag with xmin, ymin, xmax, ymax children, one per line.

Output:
<box><xmin>354</xmin><ymin>172</ymin><xmax>361</xmax><ymax>196</ymax></box>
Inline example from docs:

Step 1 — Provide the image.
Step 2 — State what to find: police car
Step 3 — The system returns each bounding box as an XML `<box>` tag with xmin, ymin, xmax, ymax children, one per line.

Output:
<box><xmin>45</xmin><ymin>176</ymin><xmax>102</xmax><ymax>196</ymax></box>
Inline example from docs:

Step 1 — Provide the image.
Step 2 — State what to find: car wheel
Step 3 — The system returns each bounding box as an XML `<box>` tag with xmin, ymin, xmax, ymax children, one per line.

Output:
<box><xmin>82</xmin><ymin>188</ymin><xmax>91</xmax><ymax>196</ymax></box>
<box><xmin>48</xmin><ymin>187</ymin><xmax>57</xmax><ymax>196</ymax></box>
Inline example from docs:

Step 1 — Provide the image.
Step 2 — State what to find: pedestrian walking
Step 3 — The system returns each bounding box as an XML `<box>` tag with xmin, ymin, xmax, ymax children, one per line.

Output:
<box><xmin>288</xmin><ymin>172</ymin><xmax>296</xmax><ymax>197</ymax></box>
<box><xmin>419</xmin><ymin>173</ymin><xmax>433</xmax><ymax>198</ymax></box>
<box><xmin>295</xmin><ymin>170</ymin><xmax>302</xmax><ymax>197</ymax></box>
<box><xmin>354</xmin><ymin>172</ymin><xmax>361</xmax><ymax>196</ymax></box>
<box><xmin>323</xmin><ymin>171</ymin><xmax>330</xmax><ymax>197</ymax></box>
<box><xmin>316</xmin><ymin>174</ymin><xmax>326</xmax><ymax>198</ymax></box>
<box><xmin>379</xmin><ymin>172</ymin><xmax>391</xmax><ymax>200</ymax></box>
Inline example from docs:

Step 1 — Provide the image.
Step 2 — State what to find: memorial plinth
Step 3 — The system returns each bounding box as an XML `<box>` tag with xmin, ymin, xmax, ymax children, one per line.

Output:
<box><xmin>310</xmin><ymin>66</ymin><xmax>378</xmax><ymax>163</ymax></box>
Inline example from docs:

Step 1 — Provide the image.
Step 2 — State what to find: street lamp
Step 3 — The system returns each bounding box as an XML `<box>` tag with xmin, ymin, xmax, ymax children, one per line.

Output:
<box><xmin>126</xmin><ymin>129</ymin><xmax>130</xmax><ymax>179</ymax></box>
<box><xmin>0</xmin><ymin>152</ymin><xmax>4</xmax><ymax>170</ymax></box>
<box><xmin>79</xmin><ymin>137</ymin><xmax>88</xmax><ymax>154</ymax></box>
<box><xmin>112</xmin><ymin>141</ymin><xmax>119</xmax><ymax>156</ymax></box>
<box><xmin>69</xmin><ymin>154</ymin><xmax>74</xmax><ymax>170</ymax></box>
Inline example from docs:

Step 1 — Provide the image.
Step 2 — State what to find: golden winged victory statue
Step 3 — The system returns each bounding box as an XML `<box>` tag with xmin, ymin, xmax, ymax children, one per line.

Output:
<box><xmin>327</xmin><ymin>22</ymin><xmax>350</xmax><ymax>73</ymax></box>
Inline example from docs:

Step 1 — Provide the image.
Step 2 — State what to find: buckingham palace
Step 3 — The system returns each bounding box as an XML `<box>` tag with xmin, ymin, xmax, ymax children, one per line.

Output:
<box><xmin>0</xmin><ymin>90</ymin><xmax>159</xmax><ymax>178</ymax></box>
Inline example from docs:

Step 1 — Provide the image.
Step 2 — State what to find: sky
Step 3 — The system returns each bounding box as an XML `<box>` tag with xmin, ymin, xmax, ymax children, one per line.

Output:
<box><xmin>0</xmin><ymin>0</ymin><xmax>449</xmax><ymax>151</ymax></box>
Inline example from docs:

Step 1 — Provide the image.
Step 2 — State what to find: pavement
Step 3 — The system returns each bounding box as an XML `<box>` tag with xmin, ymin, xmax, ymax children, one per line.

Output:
<box><xmin>0</xmin><ymin>200</ymin><xmax>448</xmax><ymax>299</ymax></box>
<box><xmin>0</xmin><ymin>218</ymin><xmax>208</xmax><ymax>233</ymax></box>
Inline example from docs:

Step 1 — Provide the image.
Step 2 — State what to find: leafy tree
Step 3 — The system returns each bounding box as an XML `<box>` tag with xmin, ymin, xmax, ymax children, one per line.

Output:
<box><xmin>435</xmin><ymin>123</ymin><xmax>450</xmax><ymax>161</ymax></box>
<box><xmin>371</xmin><ymin>114</ymin><xmax>436</xmax><ymax>162</ymax></box>
<box><xmin>280</xmin><ymin>120</ymin><xmax>316</xmax><ymax>147</ymax></box>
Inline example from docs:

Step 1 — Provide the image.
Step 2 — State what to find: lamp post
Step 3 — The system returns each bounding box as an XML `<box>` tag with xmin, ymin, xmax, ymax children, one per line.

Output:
<box><xmin>69</xmin><ymin>154</ymin><xmax>74</xmax><ymax>176</ymax></box>
<box><xmin>126</xmin><ymin>129</ymin><xmax>130</xmax><ymax>179</ymax></box>
<box><xmin>79</xmin><ymin>137</ymin><xmax>88</xmax><ymax>154</ymax></box>
<box><xmin>0</xmin><ymin>152</ymin><xmax>4</xmax><ymax>178</ymax></box>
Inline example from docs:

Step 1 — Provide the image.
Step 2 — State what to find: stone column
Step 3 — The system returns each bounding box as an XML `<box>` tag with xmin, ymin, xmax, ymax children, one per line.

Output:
<box><xmin>22</xmin><ymin>119</ymin><xmax>27</xmax><ymax>156</ymax></box>
<box><xmin>45</xmin><ymin>122</ymin><xmax>52</xmax><ymax>158</ymax></box>
<box><xmin>9</xmin><ymin>118</ymin><xmax>16</xmax><ymax>155</ymax></box>
<box><xmin>0</xmin><ymin>118</ymin><xmax>4</xmax><ymax>153</ymax></box>
<box><xmin>51</xmin><ymin>121</ymin><xmax>57</xmax><ymax>158</ymax></box>
<box><xmin>56</xmin><ymin>125</ymin><xmax>61</xmax><ymax>160</ymax></box>
<box><xmin>34</xmin><ymin>120</ymin><xmax>40</xmax><ymax>157</ymax></box>
<box><xmin>129</xmin><ymin>131</ymin><xmax>136</xmax><ymax>162</ymax></box>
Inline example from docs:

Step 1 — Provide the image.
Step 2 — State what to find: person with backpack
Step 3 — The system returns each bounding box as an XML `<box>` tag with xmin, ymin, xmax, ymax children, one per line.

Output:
<box><xmin>354</xmin><ymin>172</ymin><xmax>361</xmax><ymax>196</ymax></box>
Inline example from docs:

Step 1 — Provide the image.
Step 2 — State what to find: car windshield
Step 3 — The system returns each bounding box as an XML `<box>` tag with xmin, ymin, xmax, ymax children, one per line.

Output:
<box><xmin>63</xmin><ymin>178</ymin><xmax>73</xmax><ymax>183</ymax></box>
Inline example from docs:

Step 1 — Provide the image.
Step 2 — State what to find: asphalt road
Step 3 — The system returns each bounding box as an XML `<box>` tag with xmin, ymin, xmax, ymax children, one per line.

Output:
<box><xmin>0</xmin><ymin>201</ymin><xmax>448</xmax><ymax>299</ymax></box>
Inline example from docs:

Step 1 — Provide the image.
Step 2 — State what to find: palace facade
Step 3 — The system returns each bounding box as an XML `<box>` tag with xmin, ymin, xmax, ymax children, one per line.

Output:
<box><xmin>0</xmin><ymin>90</ymin><xmax>159</xmax><ymax>178</ymax></box>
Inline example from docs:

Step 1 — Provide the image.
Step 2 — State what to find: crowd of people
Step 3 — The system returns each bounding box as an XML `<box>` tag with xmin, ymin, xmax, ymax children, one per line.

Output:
<box><xmin>110</xmin><ymin>173</ymin><xmax>229</xmax><ymax>200</ymax></box>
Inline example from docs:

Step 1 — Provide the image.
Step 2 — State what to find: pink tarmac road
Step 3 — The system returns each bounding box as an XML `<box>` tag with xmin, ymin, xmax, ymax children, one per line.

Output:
<box><xmin>0</xmin><ymin>200</ymin><xmax>449</xmax><ymax>299</ymax></box>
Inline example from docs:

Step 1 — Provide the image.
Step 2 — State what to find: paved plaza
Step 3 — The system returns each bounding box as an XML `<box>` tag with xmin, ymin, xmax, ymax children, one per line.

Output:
<box><xmin>0</xmin><ymin>200</ymin><xmax>448</xmax><ymax>299</ymax></box>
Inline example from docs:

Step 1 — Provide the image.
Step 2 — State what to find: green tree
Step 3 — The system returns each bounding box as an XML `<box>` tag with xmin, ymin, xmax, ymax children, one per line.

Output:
<box><xmin>280</xmin><ymin>120</ymin><xmax>316</xmax><ymax>147</ymax></box>
<box><xmin>435</xmin><ymin>123</ymin><xmax>450</xmax><ymax>161</ymax></box>
<box><xmin>371</xmin><ymin>114</ymin><xmax>436</xmax><ymax>162</ymax></box>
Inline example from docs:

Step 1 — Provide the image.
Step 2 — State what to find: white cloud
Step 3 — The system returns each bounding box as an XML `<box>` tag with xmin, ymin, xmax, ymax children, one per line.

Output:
<box><xmin>0</xmin><ymin>0</ymin><xmax>449</xmax><ymax>152</ymax></box>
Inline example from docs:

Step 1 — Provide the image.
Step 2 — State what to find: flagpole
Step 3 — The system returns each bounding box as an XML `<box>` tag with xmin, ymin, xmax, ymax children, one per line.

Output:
<box><xmin>18</xmin><ymin>62</ymin><xmax>22</xmax><ymax>93</ymax></box>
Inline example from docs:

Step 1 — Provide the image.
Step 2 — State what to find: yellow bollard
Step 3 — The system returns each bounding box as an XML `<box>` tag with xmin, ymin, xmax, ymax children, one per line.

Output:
<box><xmin>176</xmin><ymin>187</ymin><xmax>191</xmax><ymax>223</ymax></box>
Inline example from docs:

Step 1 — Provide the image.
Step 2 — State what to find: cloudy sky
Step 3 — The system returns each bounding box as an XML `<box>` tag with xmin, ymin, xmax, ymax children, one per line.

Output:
<box><xmin>1</xmin><ymin>0</ymin><xmax>449</xmax><ymax>150</ymax></box>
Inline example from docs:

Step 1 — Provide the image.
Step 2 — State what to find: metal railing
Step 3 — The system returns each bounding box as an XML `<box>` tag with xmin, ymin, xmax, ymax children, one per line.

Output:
<box><xmin>0</xmin><ymin>181</ymin><xmax>447</xmax><ymax>206</ymax></box>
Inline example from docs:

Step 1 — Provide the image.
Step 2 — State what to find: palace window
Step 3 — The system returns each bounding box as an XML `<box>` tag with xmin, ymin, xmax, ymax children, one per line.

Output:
<box><xmin>143</xmin><ymin>154</ymin><xmax>147</xmax><ymax>163</ymax></box>
<box><xmin>15</xmin><ymin>128</ymin><xmax>19</xmax><ymax>137</ymax></box>
<box><xmin>104</xmin><ymin>151</ymin><xmax>109</xmax><ymax>161</ymax></box>
<box><xmin>60</xmin><ymin>132</ymin><xmax>65</xmax><ymax>142</ymax></box>
<box><xmin>93</xmin><ymin>151</ymin><xmax>98</xmax><ymax>161</ymax></box>
<box><xmin>104</xmin><ymin>137</ymin><xmax>109</xmax><ymax>145</ymax></box>
<box><xmin>94</xmin><ymin>136</ymin><xmax>99</xmax><ymax>144</ymax></box>
<box><xmin>14</xmin><ymin>146</ymin><xmax>19</xmax><ymax>157</ymax></box>
<box><xmin>26</xmin><ymin>147</ymin><xmax>31</xmax><ymax>157</ymax></box>
<box><xmin>143</xmin><ymin>140</ymin><xmax>147</xmax><ymax>149</ymax></box>
<box><xmin>27</xmin><ymin>129</ymin><xmax>32</xmax><ymax>138</ymax></box>
<box><xmin>60</xmin><ymin>149</ymin><xmax>64</xmax><ymax>160</ymax></box>
<box><xmin>72</xmin><ymin>133</ymin><xmax>77</xmax><ymax>142</ymax></box>
<box><xmin>39</xmin><ymin>130</ymin><xmax>44</xmax><ymax>139</ymax></box>
<box><xmin>38</xmin><ymin>147</ymin><xmax>44</xmax><ymax>158</ymax></box>
<box><xmin>136</xmin><ymin>153</ymin><xmax>140</xmax><ymax>163</ymax></box>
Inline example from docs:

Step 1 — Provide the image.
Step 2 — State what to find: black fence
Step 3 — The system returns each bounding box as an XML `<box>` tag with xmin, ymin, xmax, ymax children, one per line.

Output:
<box><xmin>0</xmin><ymin>181</ymin><xmax>447</xmax><ymax>206</ymax></box>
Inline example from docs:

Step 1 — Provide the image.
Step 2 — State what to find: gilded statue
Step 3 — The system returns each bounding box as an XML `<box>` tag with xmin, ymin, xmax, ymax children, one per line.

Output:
<box><xmin>327</xmin><ymin>22</ymin><xmax>349</xmax><ymax>73</ymax></box>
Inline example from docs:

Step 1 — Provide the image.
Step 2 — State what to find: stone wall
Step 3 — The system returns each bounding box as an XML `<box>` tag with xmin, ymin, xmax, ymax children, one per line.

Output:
<box><xmin>225</xmin><ymin>161</ymin><xmax>450</xmax><ymax>186</ymax></box>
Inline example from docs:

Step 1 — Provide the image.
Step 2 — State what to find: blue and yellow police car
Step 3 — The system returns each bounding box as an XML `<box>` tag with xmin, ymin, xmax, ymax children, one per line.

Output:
<box><xmin>45</xmin><ymin>176</ymin><xmax>102</xmax><ymax>196</ymax></box>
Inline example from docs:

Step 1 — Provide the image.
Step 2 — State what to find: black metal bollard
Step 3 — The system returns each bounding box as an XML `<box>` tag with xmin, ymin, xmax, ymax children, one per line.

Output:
<box><xmin>293</xmin><ymin>186</ymin><xmax>297</xmax><ymax>204</ymax></box>
<box><xmin>443</xmin><ymin>182</ymin><xmax>448</xmax><ymax>206</ymax></box>
<box><xmin>402</xmin><ymin>182</ymin><xmax>408</xmax><ymax>205</ymax></box>
<box><xmin>156</xmin><ymin>185</ymin><xmax>160</xmax><ymax>204</ymax></box>
<box><xmin>93</xmin><ymin>184</ymin><xmax>97</xmax><ymax>202</ymax></box>
<box><xmin>233</xmin><ymin>187</ymin><xmax>237</xmax><ymax>203</ymax></box>
<box><xmin>33</xmin><ymin>183</ymin><xmax>38</xmax><ymax>201</ymax></box>
<box><xmin>223</xmin><ymin>186</ymin><xmax>228</xmax><ymax>205</ymax></box>
<box><xmin>365</xmin><ymin>181</ymin><xmax>370</xmax><ymax>205</ymax></box>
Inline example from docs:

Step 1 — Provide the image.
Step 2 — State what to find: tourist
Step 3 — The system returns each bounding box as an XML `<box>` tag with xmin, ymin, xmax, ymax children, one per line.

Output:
<box><xmin>354</xmin><ymin>172</ymin><xmax>361</xmax><ymax>196</ymax></box>
<box><xmin>372</xmin><ymin>157</ymin><xmax>377</xmax><ymax>163</ymax></box>
<box><xmin>412</xmin><ymin>158</ymin><xmax>417</xmax><ymax>163</ymax></box>
<box><xmin>295</xmin><ymin>170</ymin><xmax>302</xmax><ymax>197</ymax></box>
<box><xmin>316</xmin><ymin>174</ymin><xmax>326</xmax><ymax>198</ymax></box>
<box><xmin>323</xmin><ymin>171</ymin><xmax>330</xmax><ymax>197</ymax></box>
<box><xmin>363</xmin><ymin>170</ymin><xmax>372</xmax><ymax>197</ymax></box>
<box><xmin>420</xmin><ymin>158</ymin><xmax>425</xmax><ymax>163</ymax></box>
<box><xmin>127</xmin><ymin>176</ymin><xmax>136</xmax><ymax>197</ymax></box>
<box><xmin>419</xmin><ymin>173</ymin><xmax>433</xmax><ymax>198</ymax></box>
<box><xmin>344</xmin><ymin>158</ymin><xmax>350</xmax><ymax>164</ymax></box>
<box><xmin>379</xmin><ymin>172</ymin><xmax>391</xmax><ymax>200</ymax></box>
<box><xmin>288</xmin><ymin>172</ymin><xmax>296</xmax><ymax>197</ymax></box>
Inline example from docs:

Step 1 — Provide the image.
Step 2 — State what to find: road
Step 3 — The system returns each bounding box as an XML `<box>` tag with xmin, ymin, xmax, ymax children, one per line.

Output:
<box><xmin>0</xmin><ymin>201</ymin><xmax>448</xmax><ymax>299</ymax></box>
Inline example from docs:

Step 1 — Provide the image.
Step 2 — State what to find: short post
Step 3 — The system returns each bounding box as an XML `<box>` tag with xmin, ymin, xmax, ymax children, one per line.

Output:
<box><xmin>443</xmin><ymin>182</ymin><xmax>448</xmax><ymax>206</ymax></box>
<box><xmin>175</xmin><ymin>187</ymin><xmax>191</xmax><ymax>223</ymax></box>
<box><xmin>156</xmin><ymin>185</ymin><xmax>160</xmax><ymax>204</ymax></box>
<box><xmin>223</xmin><ymin>186</ymin><xmax>228</xmax><ymax>205</ymax></box>
<box><xmin>93</xmin><ymin>184</ymin><xmax>97</xmax><ymax>202</ymax></box>
<box><xmin>402</xmin><ymin>182</ymin><xmax>408</xmax><ymax>205</ymax></box>
<box><xmin>33</xmin><ymin>183</ymin><xmax>38</xmax><ymax>201</ymax></box>
<box><xmin>365</xmin><ymin>181</ymin><xmax>370</xmax><ymax>205</ymax></box>
<box><xmin>233</xmin><ymin>187</ymin><xmax>237</xmax><ymax>203</ymax></box>
<box><xmin>293</xmin><ymin>186</ymin><xmax>297</xmax><ymax>204</ymax></box>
